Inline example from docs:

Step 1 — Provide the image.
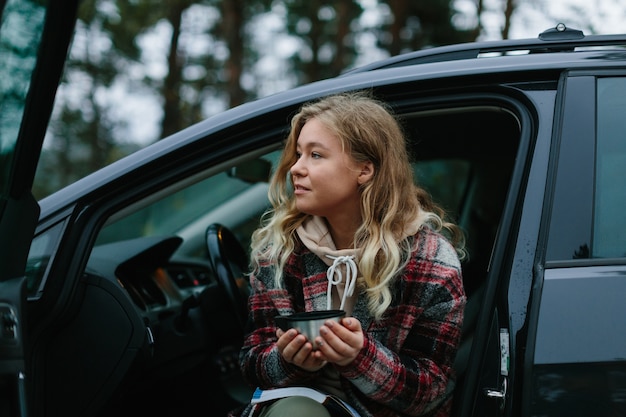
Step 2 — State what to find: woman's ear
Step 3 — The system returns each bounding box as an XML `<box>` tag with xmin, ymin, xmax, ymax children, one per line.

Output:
<box><xmin>357</xmin><ymin>161</ymin><xmax>374</xmax><ymax>185</ymax></box>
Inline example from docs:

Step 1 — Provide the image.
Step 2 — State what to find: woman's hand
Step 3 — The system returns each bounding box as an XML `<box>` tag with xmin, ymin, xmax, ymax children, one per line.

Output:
<box><xmin>276</xmin><ymin>328</ymin><xmax>328</xmax><ymax>372</ymax></box>
<box><xmin>313</xmin><ymin>317</ymin><xmax>364</xmax><ymax>366</ymax></box>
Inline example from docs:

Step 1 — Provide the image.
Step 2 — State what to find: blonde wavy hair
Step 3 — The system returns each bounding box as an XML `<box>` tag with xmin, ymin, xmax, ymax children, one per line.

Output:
<box><xmin>250</xmin><ymin>91</ymin><xmax>464</xmax><ymax>319</ymax></box>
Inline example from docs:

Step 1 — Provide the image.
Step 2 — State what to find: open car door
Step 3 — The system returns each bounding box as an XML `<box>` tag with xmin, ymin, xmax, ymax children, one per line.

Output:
<box><xmin>0</xmin><ymin>1</ymin><xmax>78</xmax><ymax>415</ymax></box>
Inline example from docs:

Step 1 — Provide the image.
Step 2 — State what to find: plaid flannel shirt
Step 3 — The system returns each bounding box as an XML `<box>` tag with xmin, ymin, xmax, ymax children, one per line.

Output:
<box><xmin>234</xmin><ymin>227</ymin><xmax>465</xmax><ymax>417</ymax></box>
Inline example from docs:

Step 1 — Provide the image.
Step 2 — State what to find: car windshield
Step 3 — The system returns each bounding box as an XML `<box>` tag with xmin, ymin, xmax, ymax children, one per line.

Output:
<box><xmin>95</xmin><ymin>150</ymin><xmax>280</xmax><ymax>259</ymax></box>
<box><xmin>0</xmin><ymin>0</ymin><xmax>47</xmax><ymax>196</ymax></box>
<box><xmin>96</xmin><ymin>172</ymin><xmax>254</xmax><ymax>244</ymax></box>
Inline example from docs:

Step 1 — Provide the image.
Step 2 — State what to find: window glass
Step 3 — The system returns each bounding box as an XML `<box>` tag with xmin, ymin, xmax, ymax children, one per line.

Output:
<box><xmin>25</xmin><ymin>221</ymin><xmax>65</xmax><ymax>297</ymax></box>
<box><xmin>95</xmin><ymin>151</ymin><xmax>279</xmax><ymax>259</ymax></box>
<box><xmin>96</xmin><ymin>172</ymin><xmax>252</xmax><ymax>245</ymax></box>
<box><xmin>545</xmin><ymin>77</ymin><xmax>595</xmax><ymax>262</ymax></box>
<box><xmin>594</xmin><ymin>78</ymin><xmax>626</xmax><ymax>258</ymax></box>
<box><xmin>414</xmin><ymin>160</ymin><xmax>470</xmax><ymax>219</ymax></box>
<box><xmin>0</xmin><ymin>0</ymin><xmax>47</xmax><ymax>194</ymax></box>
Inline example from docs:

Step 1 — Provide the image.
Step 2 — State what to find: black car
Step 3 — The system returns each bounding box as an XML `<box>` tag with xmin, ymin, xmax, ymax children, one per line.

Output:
<box><xmin>1</xmin><ymin>1</ymin><xmax>625</xmax><ymax>416</ymax></box>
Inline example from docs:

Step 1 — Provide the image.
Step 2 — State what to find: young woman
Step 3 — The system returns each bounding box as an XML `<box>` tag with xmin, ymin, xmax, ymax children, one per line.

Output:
<box><xmin>234</xmin><ymin>92</ymin><xmax>466</xmax><ymax>417</ymax></box>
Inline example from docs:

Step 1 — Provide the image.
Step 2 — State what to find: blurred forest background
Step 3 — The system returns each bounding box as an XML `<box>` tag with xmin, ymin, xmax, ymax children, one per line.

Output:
<box><xmin>33</xmin><ymin>0</ymin><xmax>626</xmax><ymax>198</ymax></box>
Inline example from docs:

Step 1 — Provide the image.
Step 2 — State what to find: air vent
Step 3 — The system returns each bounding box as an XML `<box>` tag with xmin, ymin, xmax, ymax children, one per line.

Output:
<box><xmin>117</xmin><ymin>277</ymin><xmax>147</xmax><ymax>310</ymax></box>
<box><xmin>168</xmin><ymin>265</ymin><xmax>212</xmax><ymax>289</ymax></box>
<box><xmin>137</xmin><ymin>275</ymin><xmax>167</xmax><ymax>306</ymax></box>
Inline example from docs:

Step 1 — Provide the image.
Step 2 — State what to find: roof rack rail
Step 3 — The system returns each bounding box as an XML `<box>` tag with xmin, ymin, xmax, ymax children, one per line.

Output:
<box><xmin>344</xmin><ymin>24</ymin><xmax>626</xmax><ymax>74</ymax></box>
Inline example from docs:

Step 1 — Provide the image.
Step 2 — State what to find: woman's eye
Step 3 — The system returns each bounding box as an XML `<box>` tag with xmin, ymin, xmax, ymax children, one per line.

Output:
<box><xmin>311</xmin><ymin>152</ymin><xmax>321</xmax><ymax>159</ymax></box>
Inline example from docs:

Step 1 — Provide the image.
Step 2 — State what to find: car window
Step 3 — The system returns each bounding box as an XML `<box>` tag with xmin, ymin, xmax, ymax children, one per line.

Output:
<box><xmin>96</xmin><ymin>172</ymin><xmax>252</xmax><ymax>245</ymax></box>
<box><xmin>404</xmin><ymin>105</ymin><xmax>518</xmax><ymax>296</ymax></box>
<box><xmin>24</xmin><ymin>221</ymin><xmax>66</xmax><ymax>297</ymax></box>
<box><xmin>547</xmin><ymin>76</ymin><xmax>626</xmax><ymax>262</ymax></box>
<box><xmin>414</xmin><ymin>160</ymin><xmax>470</xmax><ymax>219</ymax></box>
<box><xmin>0</xmin><ymin>0</ymin><xmax>46</xmax><ymax>196</ymax></box>
<box><xmin>593</xmin><ymin>77</ymin><xmax>626</xmax><ymax>258</ymax></box>
<box><xmin>94</xmin><ymin>150</ymin><xmax>280</xmax><ymax>260</ymax></box>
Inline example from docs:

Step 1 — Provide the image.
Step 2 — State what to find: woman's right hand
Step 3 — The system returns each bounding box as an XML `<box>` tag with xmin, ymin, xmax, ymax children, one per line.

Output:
<box><xmin>276</xmin><ymin>328</ymin><xmax>328</xmax><ymax>372</ymax></box>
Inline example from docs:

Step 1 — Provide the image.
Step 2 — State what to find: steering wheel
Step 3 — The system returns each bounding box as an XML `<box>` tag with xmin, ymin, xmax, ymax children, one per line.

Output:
<box><xmin>206</xmin><ymin>223</ymin><xmax>250</xmax><ymax>332</ymax></box>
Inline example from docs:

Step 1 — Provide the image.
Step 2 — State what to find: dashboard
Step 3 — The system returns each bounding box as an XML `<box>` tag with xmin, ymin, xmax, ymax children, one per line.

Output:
<box><xmin>85</xmin><ymin>235</ymin><xmax>250</xmax><ymax>414</ymax></box>
<box><xmin>89</xmin><ymin>236</ymin><xmax>211</xmax><ymax>317</ymax></box>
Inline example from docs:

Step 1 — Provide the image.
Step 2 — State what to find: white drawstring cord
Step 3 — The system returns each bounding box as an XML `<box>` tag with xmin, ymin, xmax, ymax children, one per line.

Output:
<box><xmin>326</xmin><ymin>255</ymin><xmax>357</xmax><ymax>310</ymax></box>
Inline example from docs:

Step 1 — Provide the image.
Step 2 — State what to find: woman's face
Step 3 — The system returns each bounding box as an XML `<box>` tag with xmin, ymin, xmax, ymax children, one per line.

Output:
<box><xmin>290</xmin><ymin>118</ymin><xmax>371</xmax><ymax>223</ymax></box>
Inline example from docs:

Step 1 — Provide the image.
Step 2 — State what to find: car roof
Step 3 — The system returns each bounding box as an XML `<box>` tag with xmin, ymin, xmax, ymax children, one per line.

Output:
<box><xmin>344</xmin><ymin>24</ymin><xmax>626</xmax><ymax>73</ymax></box>
<box><xmin>38</xmin><ymin>24</ymin><xmax>626</xmax><ymax>218</ymax></box>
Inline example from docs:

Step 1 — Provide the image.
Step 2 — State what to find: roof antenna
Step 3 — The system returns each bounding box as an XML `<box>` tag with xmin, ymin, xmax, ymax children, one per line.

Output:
<box><xmin>539</xmin><ymin>23</ymin><xmax>585</xmax><ymax>41</ymax></box>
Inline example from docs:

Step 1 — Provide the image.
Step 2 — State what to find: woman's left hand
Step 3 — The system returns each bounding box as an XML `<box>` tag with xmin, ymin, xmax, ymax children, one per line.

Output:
<box><xmin>313</xmin><ymin>317</ymin><xmax>364</xmax><ymax>366</ymax></box>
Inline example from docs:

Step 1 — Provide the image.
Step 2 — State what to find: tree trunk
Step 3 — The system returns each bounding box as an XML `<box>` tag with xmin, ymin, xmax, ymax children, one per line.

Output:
<box><xmin>221</xmin><ymin>0</ymin><xmax>246</xmax><ymax>108</ymax></box>
<box><xmin>332</xmin><ymin>0</ymin><xmax>351</xmax><ymax>75</ymax></box>
<box><xmin>471</xmin><ymin>0</ymin><xmax>484</xmax><ymax>40</ymax></box>
<box><xmin>502</xmin><ymin>0</ymin><xmax>516</xmax><ymax>39</ymax></box>
<box><xmin>387</xmin><ymin>0</ymin><xmax>409</xmax><ymax>56</ymax></box>
<box><xmin>161</xmin><ymin>1</ymin><xmax>186</xmax><ymax>138</ymax></box>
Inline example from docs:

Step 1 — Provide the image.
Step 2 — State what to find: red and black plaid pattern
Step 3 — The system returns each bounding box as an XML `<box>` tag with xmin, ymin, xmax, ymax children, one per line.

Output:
<box><xmin>235</xmin><ymin>227</ymin><xmax>465</xmax><ymax>417</ymax></box>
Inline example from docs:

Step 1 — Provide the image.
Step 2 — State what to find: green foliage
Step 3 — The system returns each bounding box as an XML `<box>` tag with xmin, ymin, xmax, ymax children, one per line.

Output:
<box><xmin>282</xmin><ymin>0</ymin><xmax>363</xmax><ymax>84</ymax></box>
<box><xmin>0</xmin><ymin>0</ymin><xmax>47</xmax><ymax>195</ymax></box>
<box><xmin>35</xmin><ymin>0</ymin><xmax>481</xmax><ymax>199</ymax></box>
<box><xmin>379</xmin><ymin>0</ymin><xmax>475</xmax><ymax>55</ymax></box>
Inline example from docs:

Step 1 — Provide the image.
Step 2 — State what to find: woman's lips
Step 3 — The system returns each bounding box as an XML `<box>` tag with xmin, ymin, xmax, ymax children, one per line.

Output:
<box><xmin>293</xmin><ymin>184</ymin><xmax>309</xmax><ymax>194</ymax></box>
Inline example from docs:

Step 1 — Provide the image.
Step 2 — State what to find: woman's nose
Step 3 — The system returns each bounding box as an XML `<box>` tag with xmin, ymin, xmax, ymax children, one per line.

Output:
<box><xmin>290</xmin><ymin>158</ymin><xmax>305</xmax><ymax>176</ymax></box>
